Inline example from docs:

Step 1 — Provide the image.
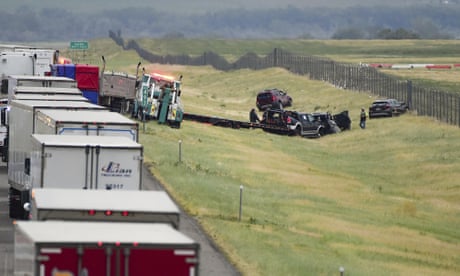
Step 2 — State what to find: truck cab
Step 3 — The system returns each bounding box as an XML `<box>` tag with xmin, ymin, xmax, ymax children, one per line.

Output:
<box><xmin>134</xmin><ymin>72</ymin><xmax>183</xmax><ymax>128</ymax></box>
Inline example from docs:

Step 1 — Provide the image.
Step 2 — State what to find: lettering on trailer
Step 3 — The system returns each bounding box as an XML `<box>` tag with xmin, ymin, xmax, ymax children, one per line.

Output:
<box><xmin>101</xmin><ymin>161</ymin><xmax>133</xmax><ymax>177</ymax></box>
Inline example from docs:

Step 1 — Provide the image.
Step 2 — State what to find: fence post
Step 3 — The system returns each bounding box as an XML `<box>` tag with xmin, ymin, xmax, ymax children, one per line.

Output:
<box><xmin>407</xmin><ymin>80</ymin><xmax>412</xmax><ymax>109</ymax></box>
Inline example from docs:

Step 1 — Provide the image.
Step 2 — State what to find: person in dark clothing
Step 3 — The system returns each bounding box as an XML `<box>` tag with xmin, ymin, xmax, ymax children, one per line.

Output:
<box><xmin>249</xmin><ymin>108</ymin><xmax>260</xmax><ymax>123</ymax></box>
<box><xmin>360</xmin><ymin>108</ymin><xmax>367</xmax><ymax>129</ymax></box>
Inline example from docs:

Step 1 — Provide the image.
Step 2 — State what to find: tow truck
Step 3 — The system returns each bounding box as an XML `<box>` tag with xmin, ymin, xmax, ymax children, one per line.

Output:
<box><xmin>133</xmin><ymin>69</ymin><xmax>184</xmax><ymax>128</ymax></box>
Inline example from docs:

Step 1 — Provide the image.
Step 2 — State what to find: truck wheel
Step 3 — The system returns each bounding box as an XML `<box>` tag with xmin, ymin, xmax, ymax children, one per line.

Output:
<box><xmin>318</xmin><ymin>128</ymin><xmax>326</xmax><ymax>137</ymax></box>
<box><xmin>295</xmin><ymin>126</ymin><xmax>302</xmax><ymax>136</ymax></box>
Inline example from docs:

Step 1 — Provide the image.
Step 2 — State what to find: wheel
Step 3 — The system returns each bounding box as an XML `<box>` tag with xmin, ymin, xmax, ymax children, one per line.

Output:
<box><xmin>318</xmin><ymin>128</ymin><xmax>326</xmax><ymax>137</ymax></box>
<box><xmin>295</xmin><ymin>125</ymin><xmax>302</xmax><ymax>136</ymax></box>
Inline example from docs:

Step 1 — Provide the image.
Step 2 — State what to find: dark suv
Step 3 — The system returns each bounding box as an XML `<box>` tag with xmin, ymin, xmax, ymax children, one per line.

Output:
<box><xmin>260</xmin><ymin>109</ymin><xmax>325</xmax><ymax>138</ymax></box>
<box><xmin>368</xmin><ymin>99</ymin><xmax>408</xmax><ymax>118</ymax></box>
<box><xmin>256</xmin><ymin>89</ymin><xmax>292</xmax><ymax>111</ymax></box>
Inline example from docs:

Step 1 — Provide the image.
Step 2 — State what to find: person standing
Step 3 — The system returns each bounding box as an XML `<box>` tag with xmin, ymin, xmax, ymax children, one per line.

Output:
<box><xmin>360</xmin><ymin>108</ymin><xmax>367</xmax><ymax>129</ymax></box>
<box><xmin>249</xmin><ymin>108</ymin><xmax>260</xmax><ymax>123</ymax></box>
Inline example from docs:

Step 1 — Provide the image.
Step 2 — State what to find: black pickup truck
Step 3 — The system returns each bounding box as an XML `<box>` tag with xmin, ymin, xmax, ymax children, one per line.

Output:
<box><xmin>368</xmin><ymin>99</ymin><xmax>408</xmax><ymax>118</ymax></box>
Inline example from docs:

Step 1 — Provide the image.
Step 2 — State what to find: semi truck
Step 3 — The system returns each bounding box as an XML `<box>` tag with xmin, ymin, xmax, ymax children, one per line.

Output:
<box><xmin>133</xmin><ymin>70</ymin><xmax>184</xmax><ymax>128</ymax></box>
<box><xmin>30</xmin><ymin>188</ymin><xmax>180</xmax><ymax>228</ymax></box>
<box><xmin>7</xmin><ymin>100</ymin><xmax>109</xmax><ymax>219</ymax></box>
<box><xmin>14</xmin><ymin>220</ymin><xmax>200</xmax><ymax>276</ymax></box>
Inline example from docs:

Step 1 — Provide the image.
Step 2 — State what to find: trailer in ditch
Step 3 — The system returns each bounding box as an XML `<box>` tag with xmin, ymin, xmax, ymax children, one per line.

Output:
<box><xmin>30</xmin><ymin>188</ymin><xmax>180</xmax><ymax>228</ymax></box>
<box><xmin>14</xmin><ymin>221</ymin><xmax>200</xmax><ymax>276</ymax></box>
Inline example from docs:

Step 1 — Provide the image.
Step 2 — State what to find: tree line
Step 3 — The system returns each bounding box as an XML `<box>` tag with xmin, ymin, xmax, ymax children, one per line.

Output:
<box><xmin>2</xmin><ymin>4</ymin><xmax>460</xmax><ymax>42</ymax></box>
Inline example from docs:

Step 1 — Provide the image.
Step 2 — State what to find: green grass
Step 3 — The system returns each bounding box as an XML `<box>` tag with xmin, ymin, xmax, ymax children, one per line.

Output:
<box><xmin>67</xmin><ymin>39</ymin><xmax>460</xmax><ymax>275</ymax></box>
<box><xmin>135</xmin><ymin>63</ymin><xmax>460</xmax><ymax>275</ymax></box>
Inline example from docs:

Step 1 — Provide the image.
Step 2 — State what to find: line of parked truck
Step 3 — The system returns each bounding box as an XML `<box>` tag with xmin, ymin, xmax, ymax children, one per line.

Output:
<box><xmin>0</xmin><ymin>45</ymin><xmax>199</xmax><ymax>276</ymax></box>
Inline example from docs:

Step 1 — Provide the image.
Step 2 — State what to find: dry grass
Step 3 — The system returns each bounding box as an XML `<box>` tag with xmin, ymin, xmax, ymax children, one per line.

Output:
<box><xmin>137</xmin><ymin>63</ymin><xmax>460</xmax><ymax>275</ymax></box>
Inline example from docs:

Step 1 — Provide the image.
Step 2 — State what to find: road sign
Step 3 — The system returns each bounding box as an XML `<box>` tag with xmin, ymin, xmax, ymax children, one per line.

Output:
<box><xmin>70</xmin><ymin>41</ymin><xmax>89</xmax><ymax>50</ymax></box>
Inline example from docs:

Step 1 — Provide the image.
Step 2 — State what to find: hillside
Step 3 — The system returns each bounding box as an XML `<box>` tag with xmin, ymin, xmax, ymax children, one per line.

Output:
<box><xmin>73</xmin><ymin>39</ymin><xmax>460</xmax><ymax>275</ymax></box>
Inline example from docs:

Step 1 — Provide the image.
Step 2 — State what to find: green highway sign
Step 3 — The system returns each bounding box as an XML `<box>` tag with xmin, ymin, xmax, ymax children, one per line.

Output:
<box><xmin>70</xmin><ymin>41</ymin><xmax>89</xmax><ymax>50</ymax></box>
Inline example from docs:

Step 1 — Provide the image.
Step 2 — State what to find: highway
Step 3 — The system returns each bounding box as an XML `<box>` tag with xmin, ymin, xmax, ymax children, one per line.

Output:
<box><xmin>0</xmin><ymin>162</ymin><xmax>240</xmax><ymax>275</ymax></box>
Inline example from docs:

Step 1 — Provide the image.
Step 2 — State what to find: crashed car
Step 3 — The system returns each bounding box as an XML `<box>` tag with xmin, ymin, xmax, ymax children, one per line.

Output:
<box><xmin>311</xmin><ymin>112</ymin><xmax>341</xmax><ymax>134</ymax></box>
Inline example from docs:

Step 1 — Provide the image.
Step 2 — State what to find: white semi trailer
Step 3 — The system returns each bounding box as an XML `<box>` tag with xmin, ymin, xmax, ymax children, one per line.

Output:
<box><xmin>0</xmin><ymin>47</ymin><xmax>59</xmax><ymax>94</ymax></box>
<box><xmin>7</xmin><ymin>100</ymin><xmax>109</xmax><ymax>219</ymax></box>
<box><xmin>30</xmin><ymin>188</ymin><xmax>179</xmax><ymax>228</ymax></box>
<box><xmin>29</xmin><ymin>134</ymin><xmax>143</xmax><ymax>191</ymax></box>
<box><xmin>6</xmin><ymin>75</ymin><xmax>77</xmax><ymax>101</ymax></box>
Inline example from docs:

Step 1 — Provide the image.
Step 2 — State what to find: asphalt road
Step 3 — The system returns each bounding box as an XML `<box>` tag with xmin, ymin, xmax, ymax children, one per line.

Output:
<box><xmin>0</xmin><ymin>162</ymin><xmax>240</xmax><ymax>275</ymax></box>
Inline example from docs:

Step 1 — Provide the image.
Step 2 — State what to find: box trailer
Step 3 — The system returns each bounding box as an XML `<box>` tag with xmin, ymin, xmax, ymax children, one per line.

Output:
<box><xmin>12</xmin><ymin>93</ymin><xmax>89</xmax><ymax>102</ymax></box>
<box><xmin>30</xmin><ymin>188</ymin><xmax>180</xmax><ymax>228</ymax></box>
<box><xmin>7</xmin><ymin>100</ymin><xmax>108</xmax><ymax>219</ymax></box>
<box><xmin>14</xmin><ymin>221</ymin><xmax>200</xmax><ymax>276</ymax></box>
<box><xmin>0</xmin><ymin>47</ymin><xmax>59</xmax><ymax>93</ymax></box>
<box><xmin>7</xmin><ymin>75</ymin><xmax>77</xmax><ymax>101</ymax></box>
<box><xmin>29</xmin><ymin>134</ymin><xmax>143</xmax><ymax>191</ymax></box>
<box><xmin>33</xmin><ymin>109</ymin><xmax>139</xmax><ymax>141</ymax></box>
<box><xmin>11</xmin><ymin>86</ymin><xmax>82</xmax><ymax>101</ymax></box>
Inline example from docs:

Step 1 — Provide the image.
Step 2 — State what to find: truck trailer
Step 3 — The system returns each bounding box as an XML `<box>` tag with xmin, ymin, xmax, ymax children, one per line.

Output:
<box><xmin>29</xmin><ymin>135</ymin><xmax>143</xmax><ymax>191</ymax></box>
<box><xmin>30</xmin><ymin>188</ymin><xmax>179</xmax><ymax>228</ymax></box>
<box><xmin>0</xmin><ymin>47</ymin><xmax>59</xmax><ymax>93</ymax></box>
<box><xmin>6</xmin><ymin>75</ymin><xmax>77</xmax><ymax>101</ymax></box>
<box><xmin>14</xmin><ymin>221</ymin><xmax>200</xmax><ymax>276</ymax></box>
<box><xmin>9</xmin><ymin>86</ymin><xmax>84</xmax><ymax>104</ymax></box>
<box><xmin>7</xmin><ymin>100</ymin><xmax>109</xmax><ymax>219</ymax></box>
<box><xmin>33</xmin><ymin>109</ymin><xmax>138</xmax><ymax>141</ymax></box>
<box><xmin>99</xmin><ymin>56</ymin><xmax>139</xmax><ymax>113</ymax></box>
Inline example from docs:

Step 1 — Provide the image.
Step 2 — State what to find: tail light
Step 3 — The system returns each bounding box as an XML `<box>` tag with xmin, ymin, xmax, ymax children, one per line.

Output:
<box><xmin>286</xmin><ymin>117</ymin><xmax>292</xmax><ymax>123</ymax></box>
<box><xmin>272</xmin><ymin>95</ymin><xmax>276</xmax><ymax>102</ymax></box>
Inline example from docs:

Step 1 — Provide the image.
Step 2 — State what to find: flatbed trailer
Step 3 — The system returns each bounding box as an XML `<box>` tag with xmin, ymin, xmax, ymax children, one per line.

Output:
<box><xmin>184</xmin><ymin>110</ymin><xmax>351</xmax><ymax>135</ymax></box>
<box><xmin>183</xmin><ymin>112</ymin><xmax>292</xmax><ymax>134</ymax></box>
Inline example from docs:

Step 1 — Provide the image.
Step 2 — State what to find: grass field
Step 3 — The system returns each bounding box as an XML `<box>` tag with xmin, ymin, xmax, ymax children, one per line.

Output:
<box><xmin>65</xmin><ymin>39</ymin><xmax>460</xmax><ymax>275</ymax></box>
